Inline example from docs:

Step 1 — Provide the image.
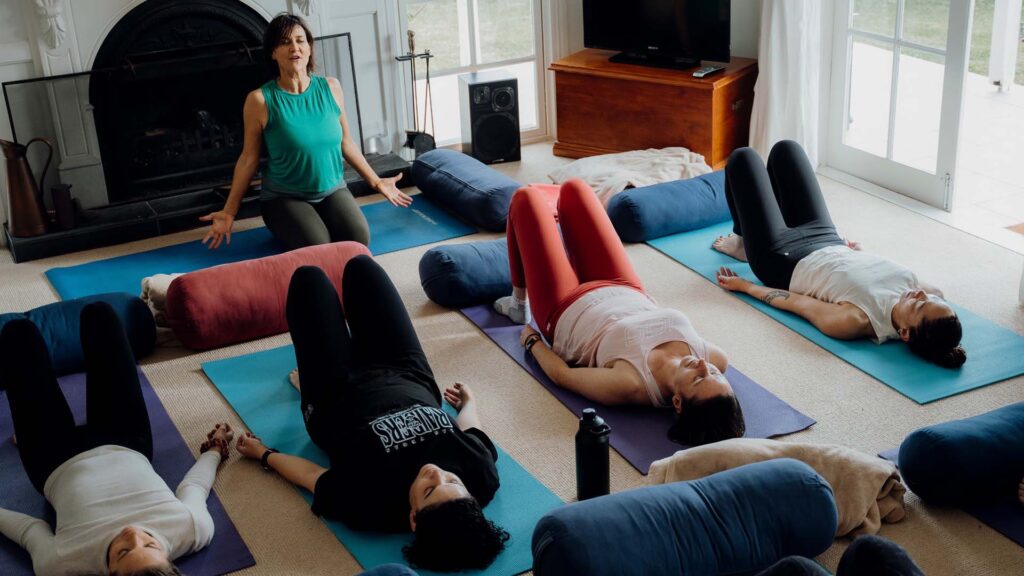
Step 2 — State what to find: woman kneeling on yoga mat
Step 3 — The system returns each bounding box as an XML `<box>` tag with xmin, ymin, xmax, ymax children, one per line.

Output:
<box><xmin>200</xmin><ymin>13</ymin><xmax>412</xmax><ymax>252</ymax></box>
<box><xmin>234</xmin><ymin>255</ymin><xmax>508</xmax><ymax>571</ymax></box>
<box><xmin>712</xmin><ymin>140</ymin><xmax>965</xmax><ymax>368</ymax></box>
<box><xmin>493</xmin><ymin>180</ymin><xmax>745</xmax><ymax>446</ymax></box>
<box><xmin>0</xmin><ymin>302</ymin><xmax>232</xmax><ymax>576</ymax></box>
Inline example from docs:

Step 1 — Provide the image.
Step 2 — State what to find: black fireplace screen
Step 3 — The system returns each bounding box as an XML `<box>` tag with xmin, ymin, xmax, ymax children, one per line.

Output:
<box><xmin>2</xmin><ymin>33</ymin><xmax>364</xmax><ymax>209</ymax></box>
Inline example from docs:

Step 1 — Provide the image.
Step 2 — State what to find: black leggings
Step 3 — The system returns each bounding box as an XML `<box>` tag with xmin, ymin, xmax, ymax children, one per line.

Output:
<box><xmin>261</xmin><ymin>186</ymin><xmax>370</xmax><ymax>251</ymax></box>
<box><xmin>725</xmin><ymin>140</ymin><xmax>844</xmax><ymax>289</ymax></box>
<box><xmin>285</xmin><ymin>255</ymin><xmax>437</xmax><ymax>452</ymax></box>
<box><xmin>755</xmin><ymin>535</ymin><xmax>924</xmax><ymax>576</ymax></box>
<box><xmin>0</xmin><ymin>302</ymin><xmax>152</xmax><ymax>494</ymax></box>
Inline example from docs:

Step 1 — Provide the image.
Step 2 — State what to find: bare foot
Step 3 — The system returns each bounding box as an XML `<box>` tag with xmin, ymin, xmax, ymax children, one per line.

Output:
<box><xmin>844</xmin><ymin>238</ymin><xmax>862</xmax><ymax>251</ymax></box>
<box><xmin>289</xmin><ymin>368</ymin><xmax>300</xmax><ymax>391</ymax></box>
<box><xmin>712</xmin><ymin>234</ymin><xmax>747</xmax><ymax>262</ymax></box>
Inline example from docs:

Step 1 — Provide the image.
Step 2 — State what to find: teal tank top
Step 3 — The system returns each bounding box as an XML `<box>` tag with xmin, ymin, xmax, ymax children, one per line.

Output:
<box><xmin>261</xmin><ymin>75</ymin><xmax>344</xmax><ymax>198</ymax></box>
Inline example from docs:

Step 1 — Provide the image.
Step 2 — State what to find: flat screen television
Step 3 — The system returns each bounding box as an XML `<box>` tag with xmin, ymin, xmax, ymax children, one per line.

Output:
<box><xmin>583</xmin><ymin>0</ymin><xmax>730</xmax><ymax>69</ymax></box>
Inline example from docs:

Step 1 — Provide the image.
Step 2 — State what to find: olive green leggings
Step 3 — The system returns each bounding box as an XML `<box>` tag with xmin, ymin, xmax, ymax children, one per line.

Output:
<box><xmin>261</xmin><ymin>187</ymin><xmax>370</xmax><ymax>250</ymax></box>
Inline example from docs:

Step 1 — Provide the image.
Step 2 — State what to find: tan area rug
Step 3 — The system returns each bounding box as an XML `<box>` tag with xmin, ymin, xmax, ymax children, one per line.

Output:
<box><xmin>1</xmin><ymin>142</ymin><xmax>1022</xmax><ymax>576</ymax></box>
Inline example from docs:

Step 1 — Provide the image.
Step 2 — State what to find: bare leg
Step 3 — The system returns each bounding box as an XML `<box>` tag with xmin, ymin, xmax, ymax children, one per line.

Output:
<box><xmin>712</xmin><ymin>234</ymin><xmax>748</xmax><ymax>261</ymax></box>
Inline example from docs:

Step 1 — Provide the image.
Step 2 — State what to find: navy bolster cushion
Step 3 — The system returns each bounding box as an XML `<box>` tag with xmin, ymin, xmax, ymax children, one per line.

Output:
<box><xmin>412</xmin><ymin>148</ymin><xmax>521</xmax><ymax>232</ymax></box>
<box><xmin>0</xmin><ymin>293</ymin><xmax>155</xmax><ymax>385</ymax></box>
<box><xmin>899</xmin><ymin>401</ymin><xmax>1024</xmax><ymax>506</ymax></box>
<box><xmin>607</xmin><ymin>170</ymin><xmax>730</xmax><ymax>242</ymax></box>
<box><xmin>419</xmin><ymin>239</ymin><xmax>511</xmax><ymax>308</ymax></box>
<box><xmin>531</xmin><ymin>459</ymin><xmax>838</xmax><ymax>576</ymax></box>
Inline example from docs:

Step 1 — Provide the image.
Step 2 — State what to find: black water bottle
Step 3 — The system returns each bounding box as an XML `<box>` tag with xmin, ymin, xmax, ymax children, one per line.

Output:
<box><xmin>575</xmin><ymin>408</ymin><xmax>611</xmax><ymax>501</ymax></box>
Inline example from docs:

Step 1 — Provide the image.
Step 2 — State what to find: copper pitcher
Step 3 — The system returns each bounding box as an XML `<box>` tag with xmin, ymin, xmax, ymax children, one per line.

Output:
<box><xmin>2</xmin><ymin>137</ymin><xmax>53</xmax><ymax>237</ymax></box>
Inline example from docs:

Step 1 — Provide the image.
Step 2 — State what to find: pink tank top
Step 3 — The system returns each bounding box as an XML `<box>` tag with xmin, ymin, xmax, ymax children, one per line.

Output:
<box><xmin>552</xmin><ymin>286</ymin><xmax>710</xmax><ymax>407</ymax></box>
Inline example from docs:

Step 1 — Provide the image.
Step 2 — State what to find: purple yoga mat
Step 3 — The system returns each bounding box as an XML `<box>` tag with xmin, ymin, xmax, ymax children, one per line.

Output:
<box><xmin>0</xmin><ymin>370</ymin><xmax>255</xmax><ymax>576</ymax></box>
<box><xmin>462</xmin><ymin>304</ymin><xmax>816</xmax><ymax>473</ymax></box>
<box><xmin>880</xmin><ymin>447</ymin><xmax>1024</xmax><ymax>547</ymax></box>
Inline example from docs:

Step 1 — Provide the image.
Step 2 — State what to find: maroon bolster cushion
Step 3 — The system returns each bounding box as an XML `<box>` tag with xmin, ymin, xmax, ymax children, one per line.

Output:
<box><xmin>165</xmin><ymin>241</ymin><xmax>372</xmax><ymax>350</ymax></box>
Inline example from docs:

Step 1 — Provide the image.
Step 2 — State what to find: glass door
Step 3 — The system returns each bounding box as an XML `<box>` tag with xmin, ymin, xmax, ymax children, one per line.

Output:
<box><xmin>827</xmin><ymin>0</ymin><xmax>974</xmax><ymax>209</ymax></box>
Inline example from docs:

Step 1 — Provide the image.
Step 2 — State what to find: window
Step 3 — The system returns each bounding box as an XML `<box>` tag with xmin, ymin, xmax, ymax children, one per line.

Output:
<box><xmin>401</xmin><ymin>0</ymin><xmax>546</xmax><ymax>146</ymax></box>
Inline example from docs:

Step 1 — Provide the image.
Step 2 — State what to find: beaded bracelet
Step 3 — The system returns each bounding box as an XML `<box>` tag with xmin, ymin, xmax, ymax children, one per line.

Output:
<box><xmin>200</xmin><ymin>437</ymin><xmax>230</xmax><ymax>462</ymax></box>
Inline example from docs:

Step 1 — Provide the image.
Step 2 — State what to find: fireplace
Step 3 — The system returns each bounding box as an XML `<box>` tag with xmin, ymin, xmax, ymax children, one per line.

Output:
<box><xmin>90</xmin><ymin>0</ymin><xmax>269</xmax><ymax>203</ymax></box>
<box><xmin>3</xmin><ymin>1</ymin><xmax>410</xmax><ymax>262</ymax></box>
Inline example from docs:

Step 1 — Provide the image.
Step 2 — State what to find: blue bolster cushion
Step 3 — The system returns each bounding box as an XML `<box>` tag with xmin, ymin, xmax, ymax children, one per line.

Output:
<box><xmin>531</xmin><ymin>459</ymin><xmax>838</xmax><ymax>576</ymax></box>
<box><xmin>412</xmin><ymin>149</ymin><xmax>521</xmax><ymax>231</ymax></box>
<box><xmin>899</xmin><ymin>401</ymin><xmax>1024</xmax><ymax>506</ymax></box>
<box><xmin>0</xmin><ymin>293</ymin><xmax>155</xmax><ymax>385</ymax></box>
<box><xmin>419</xmin><ymin>239</ymin><xmax>512</xmax><ymax>308</ymax></box>
<box><xmin>607</xmin><ymin>171</ymin><xmax>731</xmax><ymax>242</ymax></box>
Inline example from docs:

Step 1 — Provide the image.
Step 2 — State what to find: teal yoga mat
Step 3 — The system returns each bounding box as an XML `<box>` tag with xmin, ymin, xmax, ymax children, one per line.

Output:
<box><xmin>46</xmin><ymin>198</ymin><xmax>476</xmax><ymax>301</ymax></box>
<box><xmin>202</xmin><ymin>345</ymin><xmax>563</xmax><ymax>576</ymax></box>
<box><xmin>648</xmin><ymin>221</ymin><xmax>1024</xmax><ymax>404</ymax></box>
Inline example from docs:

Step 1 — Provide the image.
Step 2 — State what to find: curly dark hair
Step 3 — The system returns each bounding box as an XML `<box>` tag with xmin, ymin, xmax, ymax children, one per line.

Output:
<box><xmin>403</xmin><ymin>497</ymin><xmax>510</xmax><ymax>572</ymax></box>
<box><xmin>906</xmin><ymin>314</ymin><xmax>966</xmax><ymax>368</ymax></box>
<box><xmin>263</xmin><ymin>13</ymin><xmax>316</xmax><ymax>76</ymax></box>
<box><xmin>667</xmin><ymin>393</ymin><xmax>745</xmax><ymax>446</ymax></box>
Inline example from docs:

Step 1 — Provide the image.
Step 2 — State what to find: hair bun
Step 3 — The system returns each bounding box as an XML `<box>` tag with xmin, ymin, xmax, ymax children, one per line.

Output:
<box><xmin>941</xmin><ymin>346</ymin><xmax>967</xmax><ymax>369</ymax></box>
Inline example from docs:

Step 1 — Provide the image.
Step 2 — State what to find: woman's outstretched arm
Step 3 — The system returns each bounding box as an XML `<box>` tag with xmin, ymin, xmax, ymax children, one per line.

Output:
<box><xmin>200</xmin><ymin>90</ymin><xmax>266</xmax><ymax>249</ymax></box>
<box><xmin>326</xmin><ymin>77</ymin><xmax>412</xmax><ymax>207</ymax></box>
<box><xmin>520</xmin><ymin>326</ymin><xmax>643</xmax><ymax>405</ymax></box>
<box><xmin>716</xmin><ymin>267</ymin><xmax>871</xmax><ymax>340</ymax></box>
<box><xmin>0</xmin><ymin>507</ymin><xmax>54</xmax><ymax>571</ymax></box>
<box><xmin>236</xmin><ymin>432</ymin><xmax>326</xmax><ymax>493</ymax></box>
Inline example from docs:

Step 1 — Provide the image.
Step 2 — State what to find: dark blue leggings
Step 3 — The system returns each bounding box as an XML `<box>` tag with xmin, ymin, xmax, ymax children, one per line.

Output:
<box><xmin>724</xmin><ymin>140</ymin><xmax>844</xmax><ymax>289</ymax></box>
<box><xmin>0</xmin><ymin>302</ymin><xmax>152</xmax><ymax>493</ymax></box>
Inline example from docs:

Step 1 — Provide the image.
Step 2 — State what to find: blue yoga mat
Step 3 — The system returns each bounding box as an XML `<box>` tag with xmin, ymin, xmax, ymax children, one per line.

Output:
<box><xmin>0</xmin><ymin>370</ymin><xmax>255</xmax><ymax>576</ymax></box>
<box><xmin>202</xmin><ymin>345</ymin><xmax>563</xmax><ymax>576</ymax></box>
<box><xmin>647</xmin><ymin>221</ymin><xmax>1024</xmax><ymax>404</ymax></box>
<box><xmin>46</xmin><ymin>197</ymin><xmax>476</xmax><ymax>301</ymax></box>
<box><xmin>879</xmin><ymin>447</ymin><xmax>1024</xmax><ymax>548</ymax></box>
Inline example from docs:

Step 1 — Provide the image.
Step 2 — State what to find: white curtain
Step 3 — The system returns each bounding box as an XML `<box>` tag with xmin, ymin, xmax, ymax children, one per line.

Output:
<box><xmin>749</xmin><ymin>0</ymin><xmax>821</xmax><ymax>166</ymax></box>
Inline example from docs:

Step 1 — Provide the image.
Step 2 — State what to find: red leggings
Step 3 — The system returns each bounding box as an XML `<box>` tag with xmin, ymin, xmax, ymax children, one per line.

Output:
<box><xmin>507</xmin><ymin>179</ymin><xmax>644</xmax><ymax>339</ymax></box>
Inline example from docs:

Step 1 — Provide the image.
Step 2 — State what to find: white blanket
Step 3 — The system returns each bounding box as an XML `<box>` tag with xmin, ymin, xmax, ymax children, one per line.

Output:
<box><xmin>647</xmin><ymin>438</ymin><xmax>906</xmax><ymax>537</ymax></box>
<box><xmin>140</xmin><ymin>273</ymin><xmax>183</xmax><ymax>328</ymax></box>
<box><xmin>548</xmin><ymin>147</ymin><xmax>712</xmax><ymax>205</ymax></box>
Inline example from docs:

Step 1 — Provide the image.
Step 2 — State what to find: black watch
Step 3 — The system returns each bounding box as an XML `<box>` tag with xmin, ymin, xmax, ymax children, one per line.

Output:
<box><xmin>260</xmin><ymin>448</ymin><xmax>280</xmax><ymax>471</ymax></box>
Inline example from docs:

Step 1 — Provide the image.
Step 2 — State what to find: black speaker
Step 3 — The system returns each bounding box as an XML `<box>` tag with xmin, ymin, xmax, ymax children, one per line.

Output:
<box><xmin>459</xmin><ymin>70</ymin><xmax>521</xmax><ymax>164</ymax></box>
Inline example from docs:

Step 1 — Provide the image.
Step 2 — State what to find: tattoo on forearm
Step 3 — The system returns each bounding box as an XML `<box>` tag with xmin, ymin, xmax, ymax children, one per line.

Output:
<box><xmin>762</xmin><ymin>290</ymin><xmax>790</xmax><ymax>306</ymax></box>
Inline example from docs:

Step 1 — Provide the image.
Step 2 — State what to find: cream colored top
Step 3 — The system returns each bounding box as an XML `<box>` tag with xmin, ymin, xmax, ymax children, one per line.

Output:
<box><xmin>790</xmin><ymin>245</ymin><xmax>918</xmax><ymax>343</ymax></box>
<box><xmin>0</xmin><ymin>445</ymin><xmax>219</xmax><ymax>576</ymax></box>
<box><xmin>552</xmin><ymin>286</ymin><xmax>709</xmax><ymax>407</ymax></box>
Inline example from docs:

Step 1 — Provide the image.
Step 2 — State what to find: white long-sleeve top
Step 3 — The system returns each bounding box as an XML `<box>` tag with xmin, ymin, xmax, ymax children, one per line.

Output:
<box><xmin>0</xmin><ymin>445</ymin><xmax>220</xmax><ymax>576</ymax></box>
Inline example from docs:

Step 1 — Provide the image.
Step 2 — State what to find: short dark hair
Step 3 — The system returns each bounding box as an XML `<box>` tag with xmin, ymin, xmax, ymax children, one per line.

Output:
<box><xmin>404</xmin><ymin>498</ymin><xmax>510</xmax><ymax>572</ymax></box>
<box><xmin>667</xmin><ymin>394</ymin><xmax>745</xmax><ymax>446</ymax></box>
<box><xmin>907</xmin><ymin>314</ymin><xmax>966</xmax><ymax>368</ymax></box>
<box><xmin>263</xmin><ymin>13</ymin><xmax>316</xmax><ymax>76</ymax></box>
<box><xmin>117</xmin><ymin>563</ymin><xmax>182</xmax><ymax>576</ymax></box>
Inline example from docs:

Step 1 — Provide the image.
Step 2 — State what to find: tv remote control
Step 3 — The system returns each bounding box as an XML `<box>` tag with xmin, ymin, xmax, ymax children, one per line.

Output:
<box><xmin>692</xmin><ymin>65</ymin><xmax>725</xmax><ymax>78</ymax></box>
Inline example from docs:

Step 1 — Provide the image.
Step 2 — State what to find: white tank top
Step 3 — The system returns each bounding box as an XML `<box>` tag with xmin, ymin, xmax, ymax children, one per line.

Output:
<box><xmin>552</xmin><ymin>286</ymin><xmax>709</xmax><ymax>407</ymax></box>
<box><xmin>789</xmin><ymin>245</ymin><xmax>918</xmax><ymax>343</ymax></box>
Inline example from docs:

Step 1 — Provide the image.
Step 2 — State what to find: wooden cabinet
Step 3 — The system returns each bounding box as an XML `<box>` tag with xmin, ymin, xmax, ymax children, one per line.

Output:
<box><xmin>549</xmin><ymin>50</ymin><xmax>758</xmax><ymax>169</ymax></box>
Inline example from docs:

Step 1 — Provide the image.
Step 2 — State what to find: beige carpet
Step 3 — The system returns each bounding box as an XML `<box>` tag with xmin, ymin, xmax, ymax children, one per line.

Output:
<box><xmin>1</xmin><ymin>141</ymin><xmax>1022</xmax><ymax>576</ymax></box>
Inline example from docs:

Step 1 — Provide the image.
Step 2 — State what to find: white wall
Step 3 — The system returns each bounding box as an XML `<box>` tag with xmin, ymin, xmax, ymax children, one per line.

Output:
<box><xmin>562</xmin><ymin>0</ymin><xmax>762</xmax><ymax>59</ymax></box>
